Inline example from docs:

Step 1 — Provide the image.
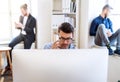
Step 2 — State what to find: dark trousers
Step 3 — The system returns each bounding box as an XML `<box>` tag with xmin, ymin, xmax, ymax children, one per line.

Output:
<box><xmin>95</xmin><ymin>24</ymin><xmax>120</xmax><ymax>50</ymax></box>
<box><xmin>7</xmin><ymin>33</ymin><xmax>33</xmax><ymax>67</ymax></box>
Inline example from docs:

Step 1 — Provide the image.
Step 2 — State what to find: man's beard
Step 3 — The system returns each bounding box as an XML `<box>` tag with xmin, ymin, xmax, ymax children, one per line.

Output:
<box><xmin>105</xmin><ymin>14</ymin><xmax>108</xmax><ymax>18</ymax></box>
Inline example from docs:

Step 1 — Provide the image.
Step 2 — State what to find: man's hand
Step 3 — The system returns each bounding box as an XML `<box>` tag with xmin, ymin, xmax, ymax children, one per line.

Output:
<box><xmin>106</xmin><ymin>30</ymin><xmax>112</xmax><ymax>37</ymax></box>
<box><xmin>51</xmin><ymin>40</ymin><xmax>61</xmax><ymax>49</ymax></box>
<box><xmin>15</xmin><ymin>22</ymin><xmax>23</xmax><ymax>29</ymax></box>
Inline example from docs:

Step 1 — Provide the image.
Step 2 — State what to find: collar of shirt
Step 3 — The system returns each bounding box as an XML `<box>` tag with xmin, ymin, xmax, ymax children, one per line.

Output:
<box><xmin>98</xmin><ymin>15</ymin><xmax>108</xmax><ymax>20</ymax></box>
<box><xmin>21</xmin><ymin>16</ymin><xmax>28</xmax><ymax>35</ymax></box>
<box><xmin>98</xmin><ymin>15</ymin><xmax>111</xmax><ymax>29</ymax></box>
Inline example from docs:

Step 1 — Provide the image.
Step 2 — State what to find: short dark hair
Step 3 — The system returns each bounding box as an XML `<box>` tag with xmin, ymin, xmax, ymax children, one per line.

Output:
<box><xmin>102</xmin><ymin>4</ymin><xmax>113</xmax><ymax>11</ymax></box>
<box><xmin>58</xmin><ymin>22</ymin><xmax>74</xmax><ymax>34</ymax></box>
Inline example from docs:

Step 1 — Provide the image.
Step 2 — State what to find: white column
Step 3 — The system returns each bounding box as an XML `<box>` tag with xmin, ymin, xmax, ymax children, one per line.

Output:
<box><xmin>79</xmin><ymin>0</ymin><xmax>89</xmax><ymax>48</ymax></box>
<box><xmin>36</xmin><ymin>0</ymin><xmax>52</xmax><ymax>49</ymax></box>
<box><xmin>79</xmin><ymin>0</ymin><xmax>107</xmax><ymax>48</ymax></box>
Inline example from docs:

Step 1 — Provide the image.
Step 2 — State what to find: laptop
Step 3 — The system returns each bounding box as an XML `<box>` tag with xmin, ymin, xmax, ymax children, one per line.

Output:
<box><xmin>12</xmin><ymin>49</ymin><xmax>108</xmax><ymax>82</ymax></box>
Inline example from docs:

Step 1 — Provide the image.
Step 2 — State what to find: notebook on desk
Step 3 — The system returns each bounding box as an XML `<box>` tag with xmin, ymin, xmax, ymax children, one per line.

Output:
<box><xmin>12</xmin><ymin>49</ymin><xmax>108</xmax><ymax>82</ymax></box>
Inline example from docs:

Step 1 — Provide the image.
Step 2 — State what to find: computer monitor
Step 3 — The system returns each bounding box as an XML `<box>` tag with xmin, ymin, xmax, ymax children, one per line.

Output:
<box><xmin>12</xmin><ymin>49</ymin><xmax>108</xmax><ymax>82</ymax></box>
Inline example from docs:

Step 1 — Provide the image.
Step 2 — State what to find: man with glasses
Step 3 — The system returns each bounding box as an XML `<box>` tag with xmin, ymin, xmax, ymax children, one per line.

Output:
<box><xmin>44</xmin><ymin>22</ymin><xmax>75</xmax><ymax>49</ymax></box>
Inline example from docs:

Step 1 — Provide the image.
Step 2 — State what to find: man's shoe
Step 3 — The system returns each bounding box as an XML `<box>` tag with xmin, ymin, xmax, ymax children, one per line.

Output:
<box><xmin>0</xmin><ymin>69</ymin><xmax>2</xmax><ymax>74</ymax></box>
<box><xmin>114</xmin><ymin>49</ymin><xmax>120</xmax><ymax>55</ymax></box>
<box><xmin>108</xmin><ymin>48</ymin><xmax>114</xmax><ymax>55</ymax></box>
<box><xmin>1</xmin><ymin>66</ymin><xmax>11</xmax><ymax>76</ymax></box>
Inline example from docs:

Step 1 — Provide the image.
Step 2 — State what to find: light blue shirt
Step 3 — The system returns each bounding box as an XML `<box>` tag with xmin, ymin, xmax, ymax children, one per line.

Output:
<box><xmin>44</xmin><ymin>43</ymin><xmax>75</xmax><ymax>49</ymax></box>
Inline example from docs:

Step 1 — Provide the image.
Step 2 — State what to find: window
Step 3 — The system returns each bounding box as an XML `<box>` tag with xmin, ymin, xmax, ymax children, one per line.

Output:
<box><xmin>0</xmin><ymin>0</ymin><xmax>31</xmax><ymax>43</ymax></box>
<box><xmin>11</xmin><ymin>0</ymin><xmax>31</xmax><ymax>38</ymax></box>
<box><xmin>0</xmin><ymin>0</ymin><xmax>11</xmax><ymax>42</ymax></box>
<box><xmin>108</xmin><ymin>0</ymin><xmax>120</xmax><ymax>32</ymax></box>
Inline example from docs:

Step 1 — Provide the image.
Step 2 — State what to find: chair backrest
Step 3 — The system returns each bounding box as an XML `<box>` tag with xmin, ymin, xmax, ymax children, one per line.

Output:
<box><xmin>34</xmin><ymin>21</ymin><xmax>38</xmax><ymax>49</ymax></box>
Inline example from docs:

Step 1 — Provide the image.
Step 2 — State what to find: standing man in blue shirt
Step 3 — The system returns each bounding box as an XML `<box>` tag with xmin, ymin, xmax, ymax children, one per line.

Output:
<box><xmin>90</xmin><ymin>4</ymin><xmax>120</xmax><ymax>55</ymax></box>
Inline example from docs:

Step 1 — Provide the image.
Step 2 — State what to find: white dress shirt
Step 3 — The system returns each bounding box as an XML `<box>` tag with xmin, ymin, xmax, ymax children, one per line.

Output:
<box><xmin>21</xmin><ymin>16</ymin><xmax>28</xmax><ymax>35</ymax></box>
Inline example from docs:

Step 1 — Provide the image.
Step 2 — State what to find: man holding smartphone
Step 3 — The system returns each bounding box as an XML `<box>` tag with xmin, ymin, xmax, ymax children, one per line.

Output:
<box><xmin>44</xmin><ymin>22</ymin><xmax>75</xmax><ymax>49</ymax></box>
<box><xmin>1</xmin><ymin>4</ymin><xmax>36</xmax><ymax>76</ymax></box>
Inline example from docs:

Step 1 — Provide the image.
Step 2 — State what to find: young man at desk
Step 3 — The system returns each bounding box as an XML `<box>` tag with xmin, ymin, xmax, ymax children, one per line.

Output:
<box><xmin>44</xmin><ymin>22</ymin><xmax>75</xmax><ymax>49</ymax></box>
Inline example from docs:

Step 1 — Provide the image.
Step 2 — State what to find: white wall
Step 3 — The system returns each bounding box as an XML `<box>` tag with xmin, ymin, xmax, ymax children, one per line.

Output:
<box><xmin>79</xmin><ymin>0</ymin><xmax>89</xmax><ymax>48</ymax></box>
<box><xmin>79</xmin><ymin>0</ymin><xmax>107</xmax><ymax>48</ymax></box>
<box><xmin>36</xmin><ymin>0</ymin><xmax>52</xmax><ymax>49</ymax></box>
<box><xmin>88</xmin><ymin>0</ymin><xmax>107</xmax><ymax>48</ymax></box>
<box><xmin>31</xmin><ymin>0</ymin><xmax>38</xmax><ymax>18</ymax></box>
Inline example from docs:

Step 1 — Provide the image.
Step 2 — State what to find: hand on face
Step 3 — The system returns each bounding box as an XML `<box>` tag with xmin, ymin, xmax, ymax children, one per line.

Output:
<box><xmin>51</xmin><ymin>40</ymin><xmax>61</xmax><ymax>49</ymax></box>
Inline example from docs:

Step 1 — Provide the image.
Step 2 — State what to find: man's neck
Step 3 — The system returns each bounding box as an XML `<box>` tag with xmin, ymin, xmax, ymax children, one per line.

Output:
<box><xmin>100</xmin><ymin>13</ymin><xmax>106</xmax><ymax>18</ymax></box>
<box><xmin>27</xmin><ymin>13</ymin><xmax>29</xmax><ymax>17</ymax></box>
<box><xmin>24</xmin><ymin>12</ymin><xmax>29</xmax><ymax>17</ymax></box>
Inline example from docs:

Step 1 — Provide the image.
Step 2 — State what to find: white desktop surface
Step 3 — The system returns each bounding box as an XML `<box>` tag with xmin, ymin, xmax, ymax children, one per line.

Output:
<box><xmin>12</xmin><ymin>49</ymin><xmax>108</xmax><ymax>82</ymax></box>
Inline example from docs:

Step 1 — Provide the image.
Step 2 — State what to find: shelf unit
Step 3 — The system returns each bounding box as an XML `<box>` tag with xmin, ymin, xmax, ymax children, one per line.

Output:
<box><xmin>51</xmin><ymin>0</ymin><xmax>80</xmax><ymax>48</ymax></box>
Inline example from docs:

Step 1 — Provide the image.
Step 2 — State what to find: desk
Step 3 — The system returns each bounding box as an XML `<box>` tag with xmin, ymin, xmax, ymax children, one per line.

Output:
<box><xmin>12</xmin><ymin>49</ymin><xmax>108</xmax><ymax>82</ymax></box>
<box><xmin>0</xmin><ymin>47</ymin><xmax>12</xmax><ymax>70</ymax></box>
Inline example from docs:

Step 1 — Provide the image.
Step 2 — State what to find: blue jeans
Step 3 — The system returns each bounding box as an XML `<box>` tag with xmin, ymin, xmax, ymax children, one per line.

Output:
<box><xmin>95</xmin><ymin>24</ymin><xmax>120</xmax><ymax>50</ymax></box>
<box><xmin>7</xmin><ymin>33</ymin><xmax>33</xmax><ymax>66</ymax></box>
<box><xmin>9</xmin><ymin>33</ymin><xmax>33</xmax><ymax>49</ymax></box>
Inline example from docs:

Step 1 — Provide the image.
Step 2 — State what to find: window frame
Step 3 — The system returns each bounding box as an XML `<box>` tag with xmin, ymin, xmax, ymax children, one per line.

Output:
<box><xmin>107</xmin><ymin>0</ymin><xmax>120</xmax><ymax>32</ymax></box>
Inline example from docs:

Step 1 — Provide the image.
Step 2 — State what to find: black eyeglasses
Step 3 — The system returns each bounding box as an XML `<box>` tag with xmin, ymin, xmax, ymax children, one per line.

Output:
<box><xmin>59</xmin><ymin>37</ymin><xmax>73</xmax><ymax>42</ymax></box>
